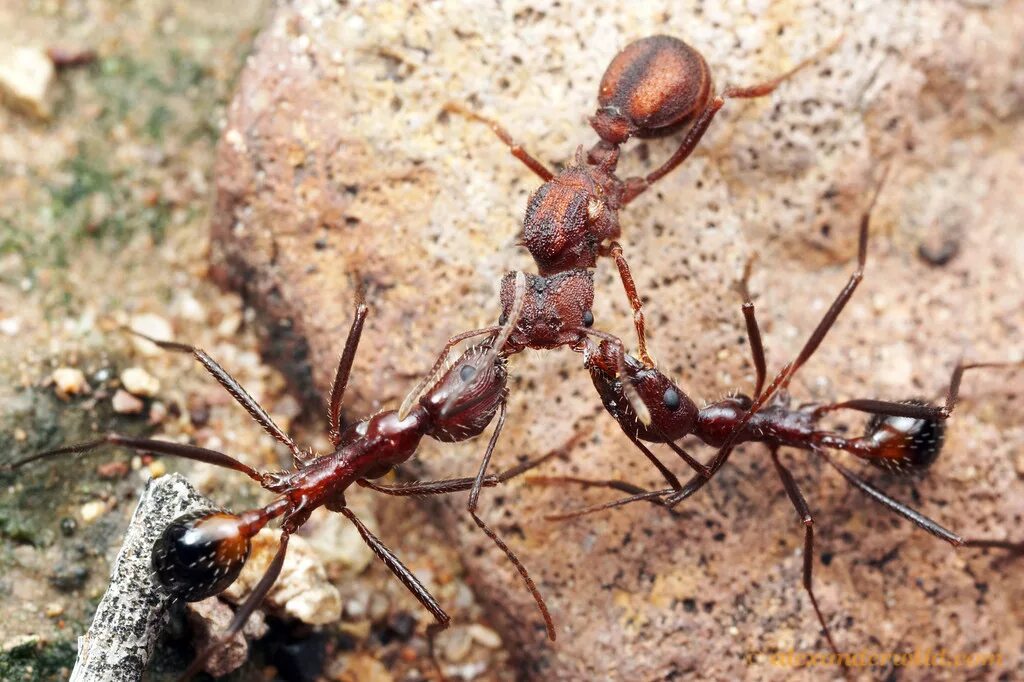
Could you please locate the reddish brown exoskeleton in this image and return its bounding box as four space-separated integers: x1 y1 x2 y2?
446 34 838 366
533 168 1024 656
6 287 559 680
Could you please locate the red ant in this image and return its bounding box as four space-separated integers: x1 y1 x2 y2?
445 34 837 368
5 284 559 680
532 168 1024 655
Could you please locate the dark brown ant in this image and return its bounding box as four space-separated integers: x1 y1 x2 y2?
5 286 559 680
446 34 838 367
533 168 1024 656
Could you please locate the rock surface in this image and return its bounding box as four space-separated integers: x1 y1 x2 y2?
212 1 1024 679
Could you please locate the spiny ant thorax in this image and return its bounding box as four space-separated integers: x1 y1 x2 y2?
863 399 946 474
522 163 621 274
152 510 251 602
499 270 595 352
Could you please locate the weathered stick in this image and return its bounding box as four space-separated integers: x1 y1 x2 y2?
70 473 212 682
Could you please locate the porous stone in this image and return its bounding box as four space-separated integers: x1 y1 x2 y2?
211 2 1024 679
0 45 54 119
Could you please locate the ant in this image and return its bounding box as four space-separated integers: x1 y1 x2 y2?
445 34 837 368
532 167 1024 655
5 284 558 680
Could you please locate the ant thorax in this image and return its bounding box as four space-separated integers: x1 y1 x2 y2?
499 269 595 351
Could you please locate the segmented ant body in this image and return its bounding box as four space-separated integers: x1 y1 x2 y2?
8 287 558 680
537 170 1024 655
448 34 834 366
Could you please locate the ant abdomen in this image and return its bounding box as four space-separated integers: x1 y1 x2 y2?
152 510 252 602
861 400 945 475
591 35 711 144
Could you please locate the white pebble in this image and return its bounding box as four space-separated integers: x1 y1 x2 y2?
52 367 89 398
0 46 54 119
468 624 502 649
80 500 107 523
112 388 144 414
120 367 160 396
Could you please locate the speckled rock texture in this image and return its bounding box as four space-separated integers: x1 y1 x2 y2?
69 474 211 682
211 1 1024 680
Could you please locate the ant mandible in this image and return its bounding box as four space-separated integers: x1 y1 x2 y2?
6 281 558 680
446 34 838 367
533 166 1024 655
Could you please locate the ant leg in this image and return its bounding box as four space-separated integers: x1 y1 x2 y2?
601 241 653 367
470 510 556 640
358 436 576 497
129 330 303 462
468 400 506 512
180 532 291 681
328 300 369 448
621 96 724 204
770 449 841 657
814 359 1024 421
622 35 843 205
441 102 554 181
529 475 678 516
339 507 451 626
737 256 767 397
626 433 683 490
819 451 1021 552
666 167 891 506
397 325 503 421
544 487 674 521
3 434 285 490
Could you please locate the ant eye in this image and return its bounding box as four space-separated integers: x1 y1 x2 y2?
582 310 594 327
498 312 508 326
663 387 681 411
460 365 477 381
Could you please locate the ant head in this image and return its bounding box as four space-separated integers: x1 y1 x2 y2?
421 344 508 442
500 270 595 351
629 368 699 441
592 35 712 142
522 169 620 273
864 400 945 475
152 510 251 602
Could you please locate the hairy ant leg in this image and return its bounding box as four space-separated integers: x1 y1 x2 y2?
601 240 654 367
813 360 1024 422
665 166 891 507
442 102 554 181
614 35 842 205
820 451 1023 553
328 300 369 448
770 448 841 658
129 330 304 463
737 256 767 397
3 433 287 491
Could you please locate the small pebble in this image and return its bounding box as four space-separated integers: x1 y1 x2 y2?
129 313 173 356
59 517 77 537
52 367 89 398
112 388 145 414
0 317 21 336
13 428 27 442
44 603 64 618
148 460 166 478
148 400 168 425
468 623 502 649
80 500 107 523
0 45 55 119
121 367 160 396
441 626 472 662
96 460 129 479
